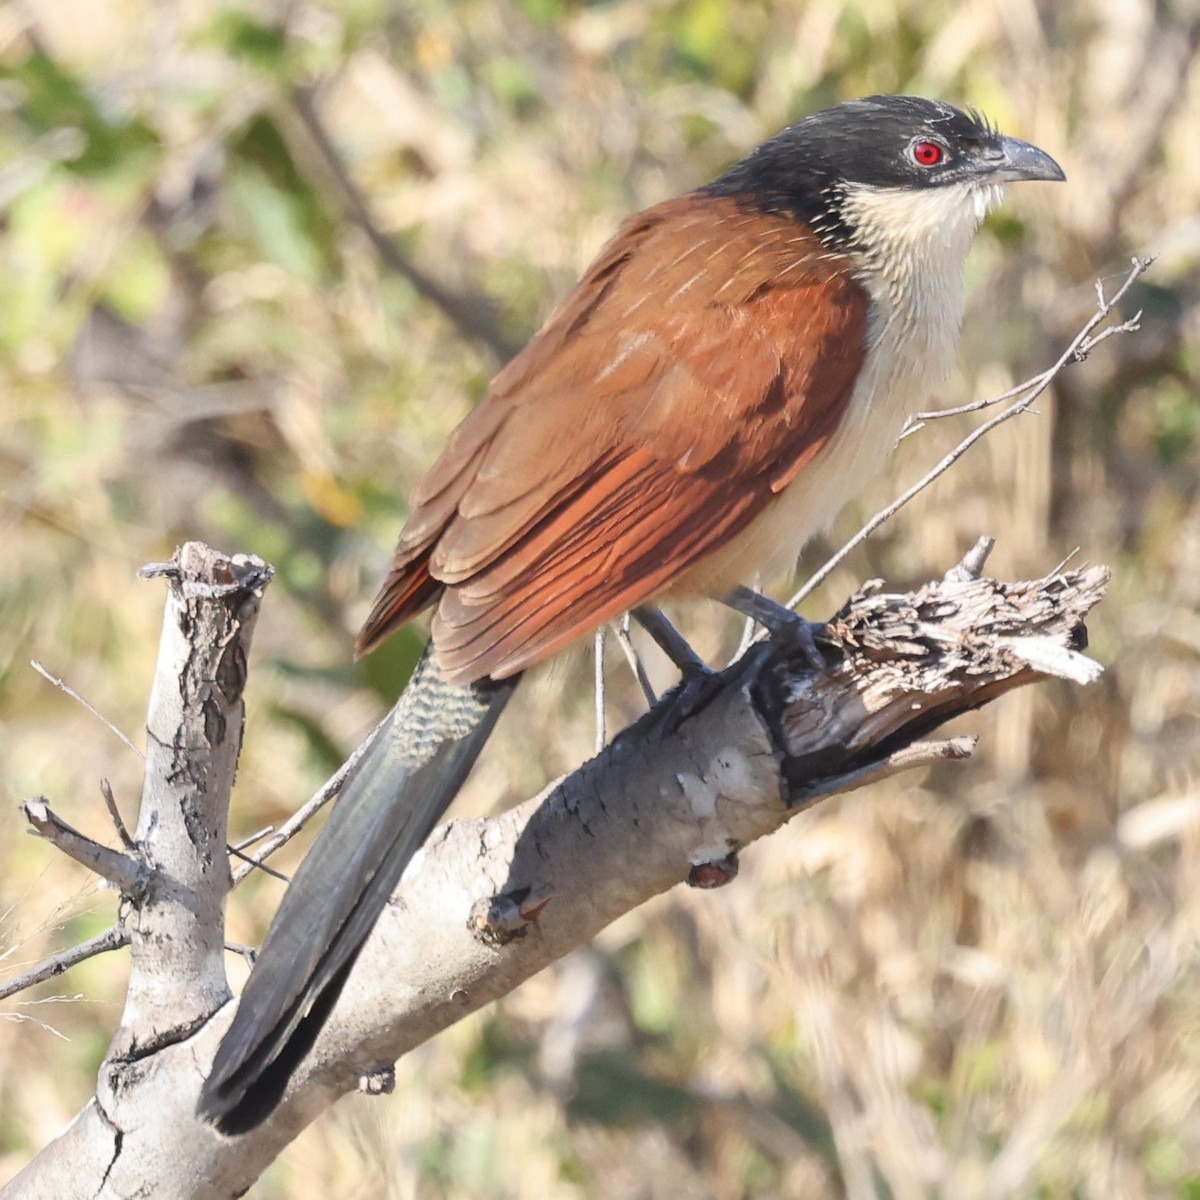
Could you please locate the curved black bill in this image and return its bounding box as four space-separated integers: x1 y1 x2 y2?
979 136 1066 184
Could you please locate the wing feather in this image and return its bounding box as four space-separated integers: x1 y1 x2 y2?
356 193 869 678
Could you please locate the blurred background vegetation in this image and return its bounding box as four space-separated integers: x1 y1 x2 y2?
2 0 1199 1196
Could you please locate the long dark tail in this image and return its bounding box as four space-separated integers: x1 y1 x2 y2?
197 647 519 1134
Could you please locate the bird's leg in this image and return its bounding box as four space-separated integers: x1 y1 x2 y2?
632 606 711 679
616 613 658 706
722 584 827 670
593 627 607 754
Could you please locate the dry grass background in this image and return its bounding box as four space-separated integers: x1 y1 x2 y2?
2 1 1199 1196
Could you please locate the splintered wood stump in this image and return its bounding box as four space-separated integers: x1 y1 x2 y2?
768 565 1106 802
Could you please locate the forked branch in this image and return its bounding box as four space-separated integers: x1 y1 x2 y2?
4 538 1108 1199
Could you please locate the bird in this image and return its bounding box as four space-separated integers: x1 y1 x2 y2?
198 94 1064 1133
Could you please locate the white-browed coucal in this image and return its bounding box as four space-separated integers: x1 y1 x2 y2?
199 94 1064 1132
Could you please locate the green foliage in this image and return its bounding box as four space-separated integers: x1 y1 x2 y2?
226 115 336 280
204 11 289 75
458 1016 534 1093
1154 381 1198 465
3 48 159 176
567 1052 699 1126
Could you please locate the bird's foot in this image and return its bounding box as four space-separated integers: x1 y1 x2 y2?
632 606 711 680
722 585 828 670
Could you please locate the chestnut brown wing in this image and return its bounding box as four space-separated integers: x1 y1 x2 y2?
357 194 868 682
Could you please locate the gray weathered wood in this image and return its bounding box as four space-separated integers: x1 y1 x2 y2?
3 546 1107 1200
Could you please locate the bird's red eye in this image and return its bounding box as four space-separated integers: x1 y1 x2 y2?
910 140 944 167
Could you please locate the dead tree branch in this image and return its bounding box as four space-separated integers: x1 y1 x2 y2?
3 539 1107 1198
0 927 130 1006
289 83 521 363
20 800 149 898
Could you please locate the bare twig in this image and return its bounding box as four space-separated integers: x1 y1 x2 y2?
795 736 979 804
899 369 1052 436
231 825 274 853
223 942 257 968
30 660 144 762
615 613 657 706
100 779 137 852
229 725 380 884
224 825 288 879
21 799 150 898
289 84 520 362
1045 546 1082 579
594 627 607 754
899 266 1147 438
226 844 290 884
784 257 1151 615
2 1012 74 1040
0 926 129 1004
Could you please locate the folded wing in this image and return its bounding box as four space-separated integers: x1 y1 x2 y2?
357 194 868 681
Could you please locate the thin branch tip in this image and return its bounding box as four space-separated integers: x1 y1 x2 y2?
29 660 144 761
21 798 151 899
136 559 179 581
0 925 129 1004
945 536 996 582
101 778 137 852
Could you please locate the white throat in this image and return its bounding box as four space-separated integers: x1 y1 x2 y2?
841 179 1004 369
831 179 1005 454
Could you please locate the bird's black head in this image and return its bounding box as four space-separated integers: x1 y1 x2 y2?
707 95 1064 250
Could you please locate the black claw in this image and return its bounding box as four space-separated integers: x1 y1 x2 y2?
783 617 829 671
721 585 828 670
633 606 710 677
